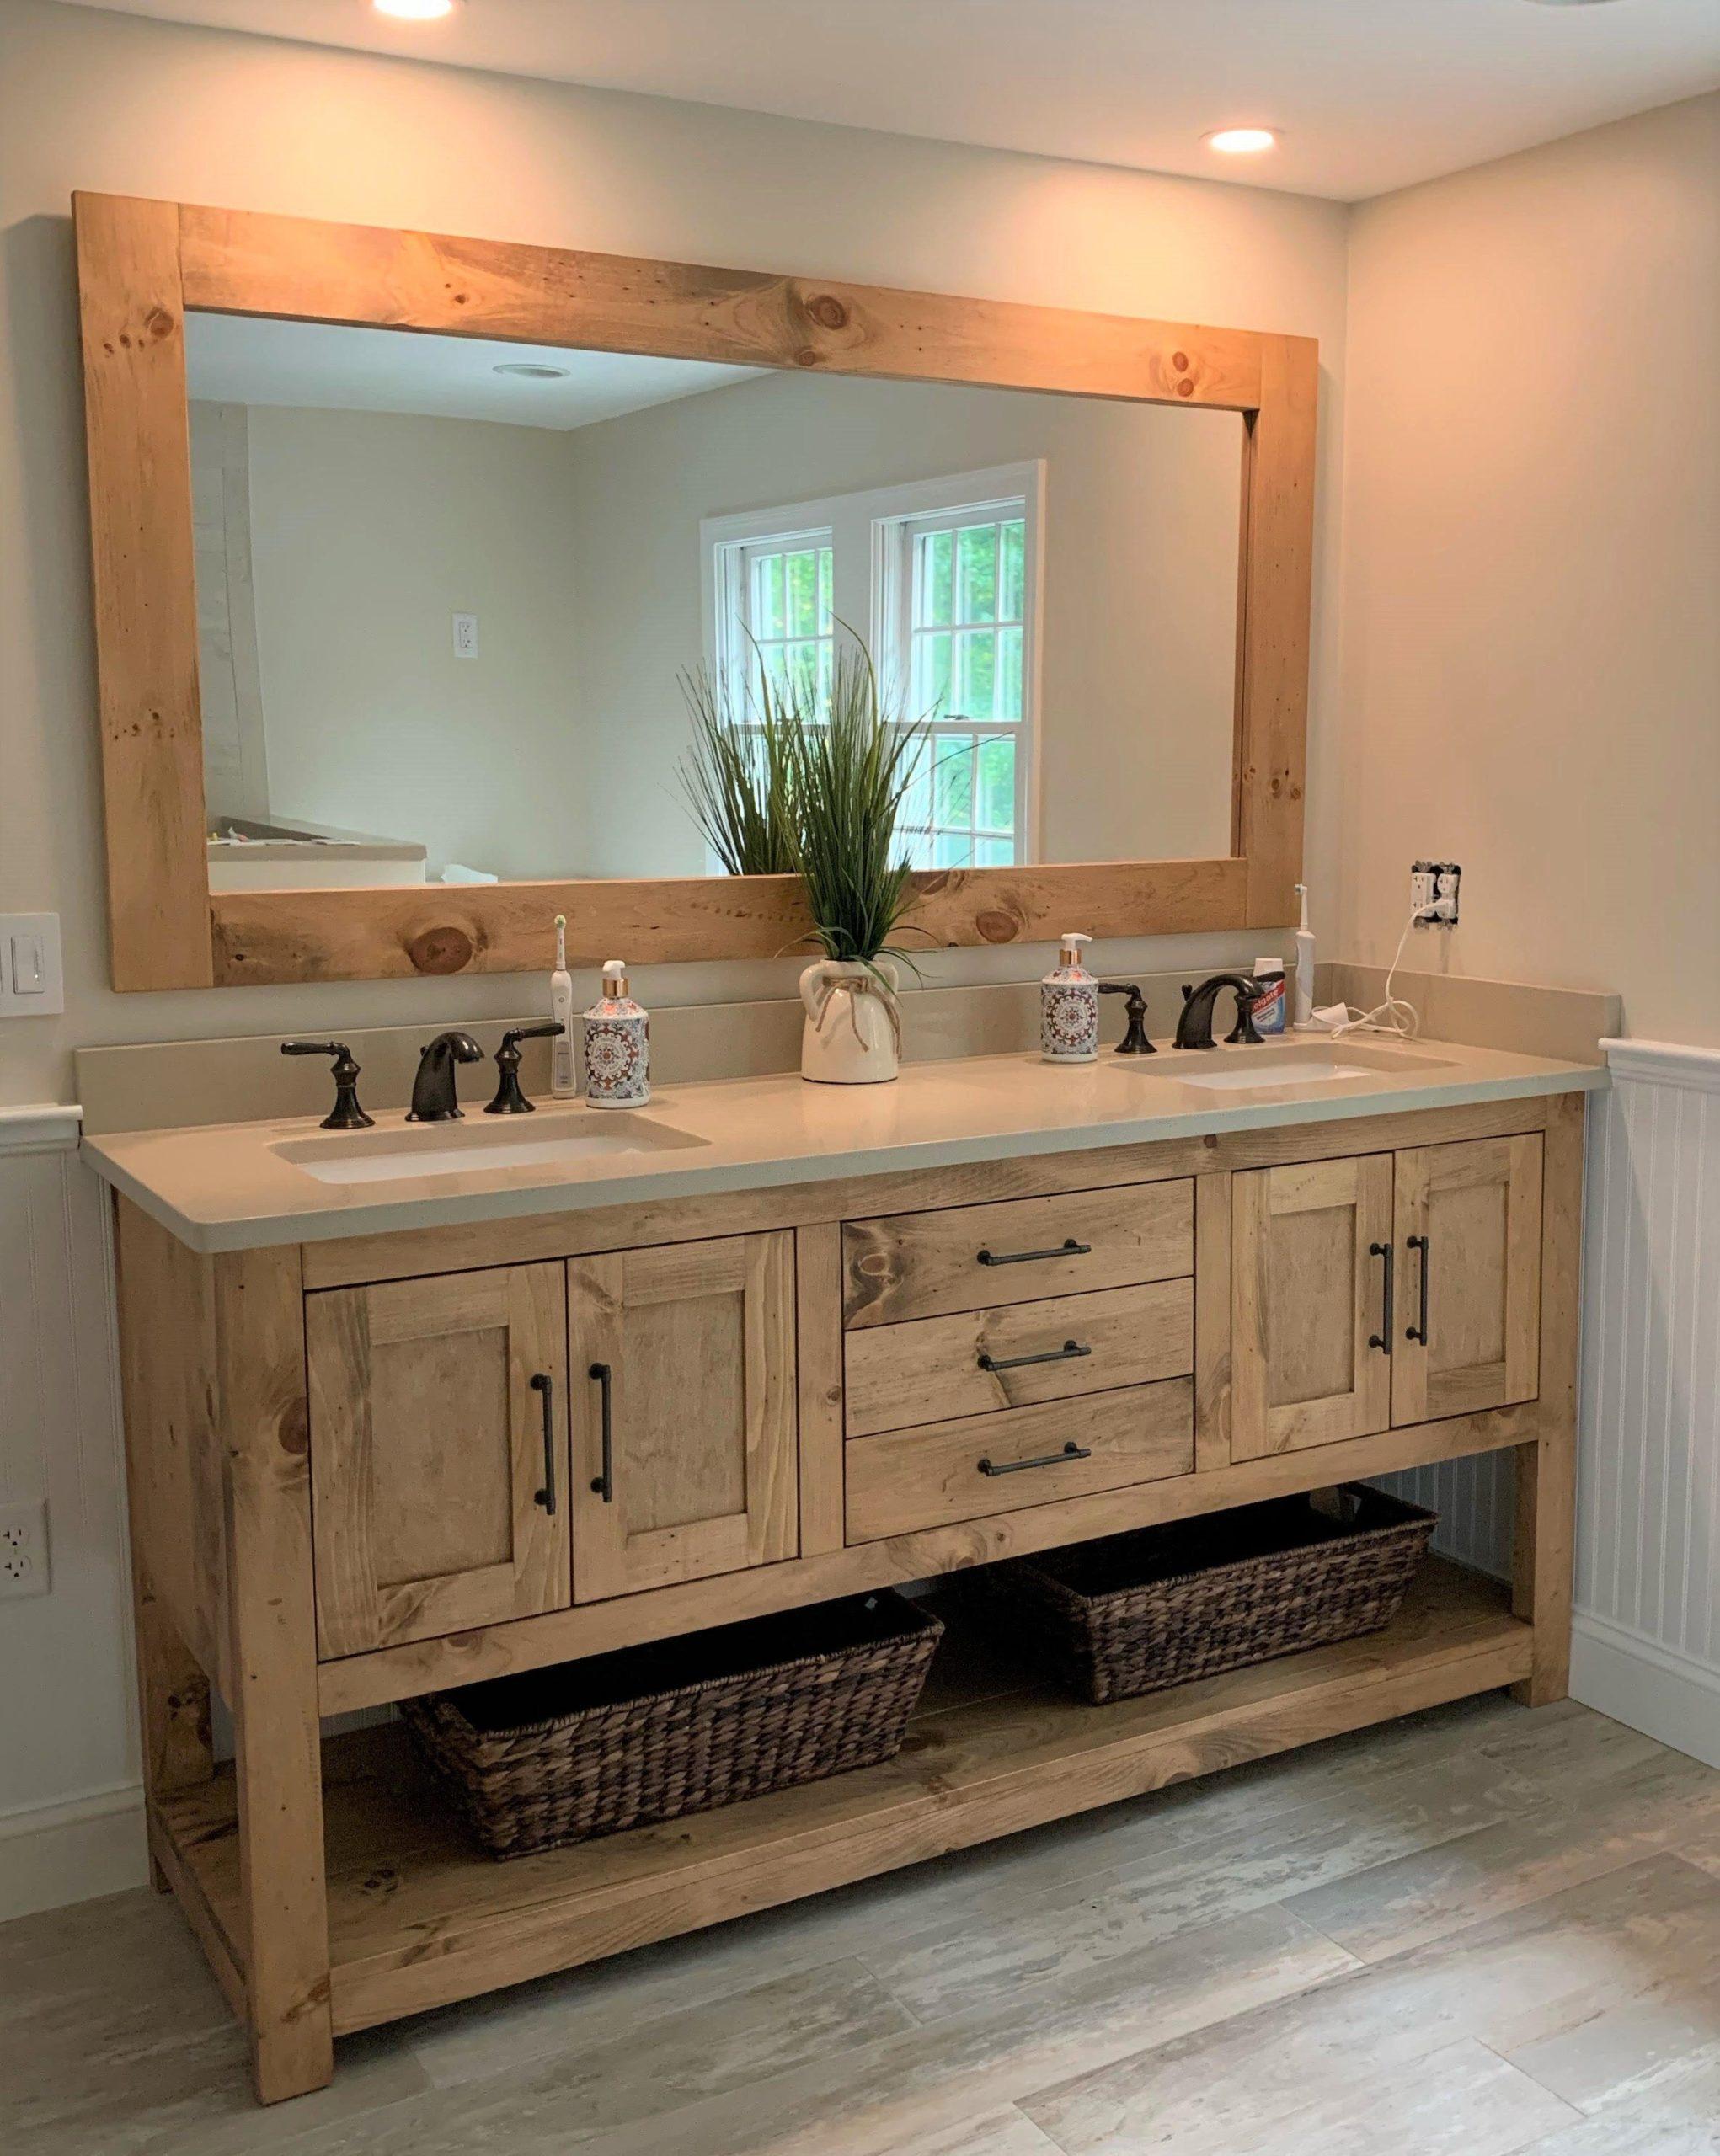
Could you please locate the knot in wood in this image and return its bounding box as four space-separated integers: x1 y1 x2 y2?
806 294 848 331
407 926 477 975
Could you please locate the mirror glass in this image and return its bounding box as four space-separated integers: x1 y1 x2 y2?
186 313 1244 894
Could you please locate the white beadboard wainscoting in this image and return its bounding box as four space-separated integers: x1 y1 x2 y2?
0 1108 143 1919
1571 1040 1720 1767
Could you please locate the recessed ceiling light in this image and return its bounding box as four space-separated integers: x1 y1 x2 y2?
1205 127 1279 156
493 362 570 380
373 0 456 22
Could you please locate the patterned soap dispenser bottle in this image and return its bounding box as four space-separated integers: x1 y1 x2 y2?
583 958 650 1108
1040 932 1100 1063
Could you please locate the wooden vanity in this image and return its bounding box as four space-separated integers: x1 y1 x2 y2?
99 1073 1585 2103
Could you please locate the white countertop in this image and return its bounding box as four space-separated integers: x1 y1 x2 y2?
79 1036 1607 1255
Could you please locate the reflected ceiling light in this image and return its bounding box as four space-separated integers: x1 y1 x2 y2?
493 361 570 379
373 0 457 21
1204 127 1279 155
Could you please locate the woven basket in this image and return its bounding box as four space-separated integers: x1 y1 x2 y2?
979 1486 1436 1705
402 1589 943 1860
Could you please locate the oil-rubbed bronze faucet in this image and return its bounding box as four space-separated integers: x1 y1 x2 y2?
1172 975 1265 1051
408 1031 484 1122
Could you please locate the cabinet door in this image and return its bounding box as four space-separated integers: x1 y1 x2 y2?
307 1263 570 1657
569 1231 798 1601
1231 1155 1394 1460
1392 1134 1542 1425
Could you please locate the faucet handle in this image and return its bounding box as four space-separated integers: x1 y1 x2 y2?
1098 982 1155 1054
1225 990 1265 1046
280 1040 374 1131
485 1023 565 1116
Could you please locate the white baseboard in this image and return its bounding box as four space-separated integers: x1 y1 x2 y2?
0 1782 149 1923
1571 1612 1720 1772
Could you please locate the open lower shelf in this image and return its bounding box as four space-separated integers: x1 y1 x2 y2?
159 1558 1531 2037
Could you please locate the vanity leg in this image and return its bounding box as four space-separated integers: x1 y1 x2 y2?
216 1245 334 2104
1512 1091 1584 1706
133 1572 214 1890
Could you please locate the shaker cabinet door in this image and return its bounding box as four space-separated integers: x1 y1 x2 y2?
1391 1135 1542 1425
569 1231 799 1601
1230 1154 1395 1460
307 1263 570 1657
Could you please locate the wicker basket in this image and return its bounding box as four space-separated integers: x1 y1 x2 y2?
979 1486 1437 1705
402 1590 943 1860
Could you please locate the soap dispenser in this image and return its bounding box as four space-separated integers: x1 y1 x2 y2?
1041 932 1100 1063
583 959 650 1108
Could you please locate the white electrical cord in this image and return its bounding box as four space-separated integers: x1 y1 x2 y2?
1317 902 1440 1040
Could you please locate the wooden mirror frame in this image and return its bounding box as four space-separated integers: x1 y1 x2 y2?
74 192 1317 992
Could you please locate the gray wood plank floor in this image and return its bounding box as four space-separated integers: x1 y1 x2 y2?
5 1694 1718 2155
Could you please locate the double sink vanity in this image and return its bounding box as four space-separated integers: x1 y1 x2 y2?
86 1030 1599 2101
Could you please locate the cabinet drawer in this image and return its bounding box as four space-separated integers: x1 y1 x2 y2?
845 1279 1193 1437
845 1380 1194 1542
843 1181 1194 1330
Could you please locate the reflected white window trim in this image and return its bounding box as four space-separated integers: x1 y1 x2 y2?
700 461 1044 868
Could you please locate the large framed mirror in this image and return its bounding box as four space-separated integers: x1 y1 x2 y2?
74 195 1316 990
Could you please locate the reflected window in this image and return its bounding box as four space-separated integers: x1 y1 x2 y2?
705 462 1039 868
718 531 835 715
889 502 1028 871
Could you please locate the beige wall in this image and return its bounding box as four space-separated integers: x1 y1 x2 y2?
564 369 1242 875
1335 92 1720 1047
0 0 1347 1103
236 403 584 879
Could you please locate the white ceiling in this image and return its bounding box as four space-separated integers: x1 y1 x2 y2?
184 313 765 428
61 0 1720 201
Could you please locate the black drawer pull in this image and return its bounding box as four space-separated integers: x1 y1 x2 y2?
977 1440 1092 1476
976 1237 1092 1267
977 1339 1092 1374
1406 1234 1431 1344
589 1361 614 1502
1367 1241 1394 1353
531 1372 556 1513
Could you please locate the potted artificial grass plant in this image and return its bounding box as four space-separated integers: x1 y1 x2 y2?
677 632 930 1084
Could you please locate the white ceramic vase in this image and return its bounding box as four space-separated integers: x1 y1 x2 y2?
799 959 900 1084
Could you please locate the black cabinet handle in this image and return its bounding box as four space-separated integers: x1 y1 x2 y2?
1406 1234 1431 1344
589 1361 614 1502
977 1339 1092 1374
1367 1241 1394 1353
531 1373 556 1513
976 1237 1092 1267
977 1440 1092 1476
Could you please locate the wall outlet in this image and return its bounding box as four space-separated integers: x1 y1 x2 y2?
1411 861 1461 928
0 1498 50 1599
452 611 479 659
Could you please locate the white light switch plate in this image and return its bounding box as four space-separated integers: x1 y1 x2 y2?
0 914 63 1016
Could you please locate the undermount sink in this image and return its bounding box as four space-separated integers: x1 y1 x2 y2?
1145 1043 1456 1092
275 1111 708 1186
